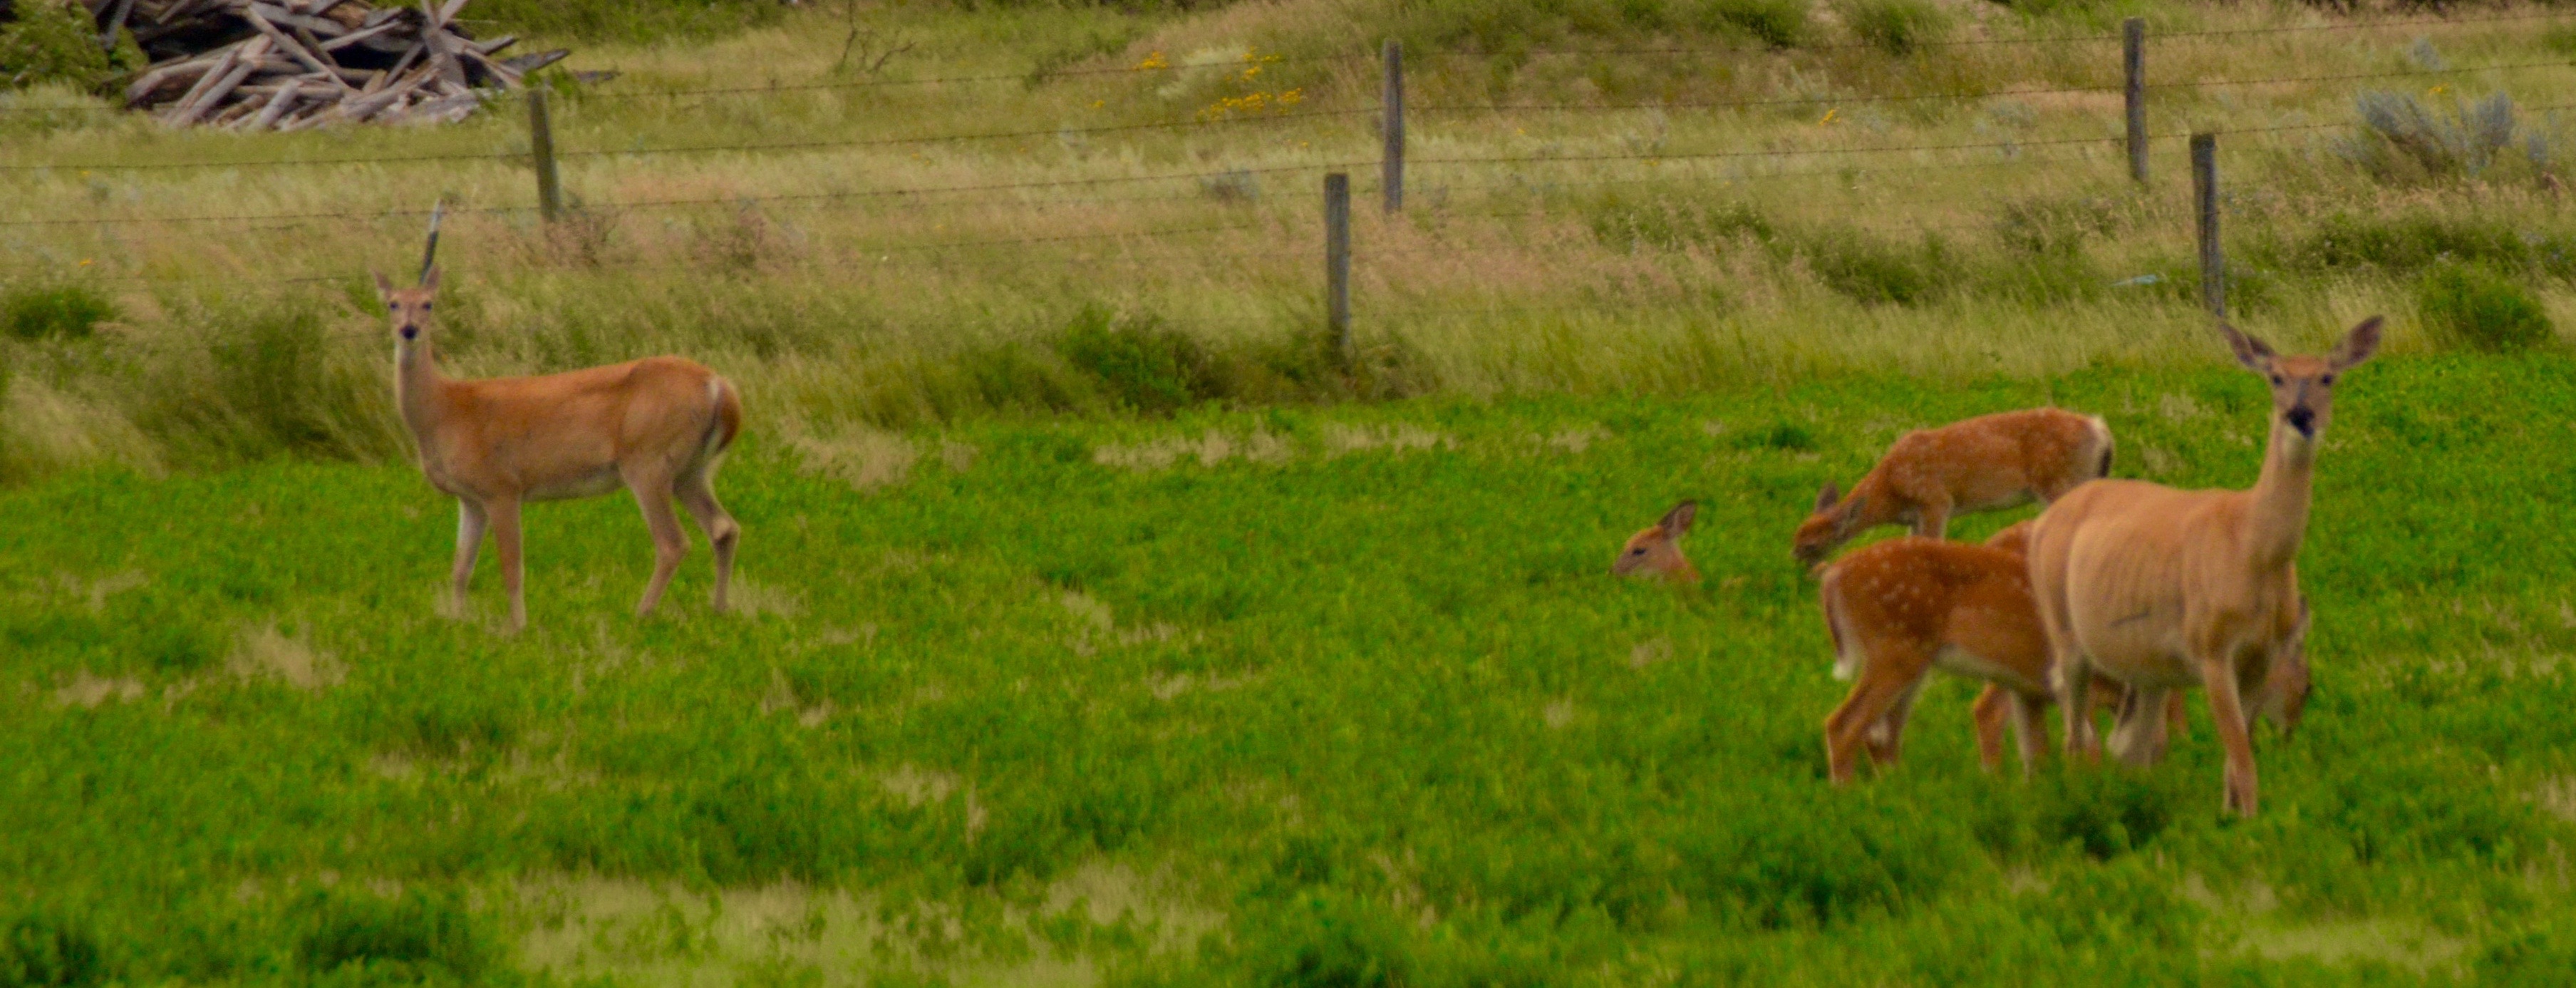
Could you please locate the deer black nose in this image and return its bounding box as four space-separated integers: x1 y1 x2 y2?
400 325 419 340
2285 407 2314 436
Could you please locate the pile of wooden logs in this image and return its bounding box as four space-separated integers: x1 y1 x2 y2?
96 0 568 129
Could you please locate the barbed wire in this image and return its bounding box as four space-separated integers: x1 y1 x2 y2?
10 100 2500 232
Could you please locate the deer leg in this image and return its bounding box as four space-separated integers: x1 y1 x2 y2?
490 497 525 632
2030 548 2095 761
2007 690 2051 779
1972 684 2012 773
2198 654 2261 817
2106 685 2173 767
677 465 739 614
1868 680 1925 767
627 472 689 618
1824 654 1924 785
1910 500 1952 540
449 498 487 616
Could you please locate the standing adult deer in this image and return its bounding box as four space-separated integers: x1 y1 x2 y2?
380 265 743 629
2029 318 2379 816
1794 408 2113 570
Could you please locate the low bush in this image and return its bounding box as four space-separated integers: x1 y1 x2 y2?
2418 263 2555 353
1 283 113 341
1691 0 1813 48
1801 227 1945 307
294 889 493 984
1057 307 1221 416
1838 0 1947 55
2268 213 2576 280
1 910 106 988
0 0 135 91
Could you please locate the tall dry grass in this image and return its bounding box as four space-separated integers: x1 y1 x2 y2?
4 0 2575 483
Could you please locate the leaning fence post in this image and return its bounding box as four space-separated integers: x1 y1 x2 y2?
1382 40 1405 214
1325 173 1352 366
2124 18 2147 186
2193 132 2223 319
529 88 563 223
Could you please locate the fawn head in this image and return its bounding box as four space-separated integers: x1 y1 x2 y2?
1613 500 1699 582
374 266 442 346
1792 483 1868 571
2223 317 2380 448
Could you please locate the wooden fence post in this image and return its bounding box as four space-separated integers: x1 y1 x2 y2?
2124 17 2147 186
2193 132 2223 319
529 88 562 222
1325 173 1352 365
1382 40 1405 214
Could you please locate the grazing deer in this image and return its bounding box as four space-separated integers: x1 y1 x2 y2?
2029 318 2379 816
1612 501 1699 584
1816 520 2200 783
1794 408 2113 570
379 265 743 629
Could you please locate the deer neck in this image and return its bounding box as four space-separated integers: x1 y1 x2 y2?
2243 418 2317 570
395 336 450 441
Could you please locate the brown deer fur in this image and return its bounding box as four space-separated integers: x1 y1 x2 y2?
1794 408 2113 570
1613 501 1700 584
2028 317 2378 816
380 267 743 630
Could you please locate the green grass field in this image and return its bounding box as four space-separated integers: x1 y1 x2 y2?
8 354 2576 984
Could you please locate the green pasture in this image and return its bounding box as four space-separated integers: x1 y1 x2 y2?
6 354 2576 985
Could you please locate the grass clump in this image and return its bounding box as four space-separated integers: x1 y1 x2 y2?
1691 0 1813 48
2417 262 2555 353
294 890 494 985
1 910 106 988
1838 0 1948 55
1 283 113 341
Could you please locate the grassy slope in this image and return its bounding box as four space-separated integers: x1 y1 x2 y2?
6 354 2576 984
8 1 2576 481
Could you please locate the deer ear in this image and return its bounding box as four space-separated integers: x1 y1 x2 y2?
1660 500 1698 535
373 270 395 300
1832 495 1869 537
420 265 442 292
1814 482 1840 514
2220 322 2274 371
2330 316 2382 371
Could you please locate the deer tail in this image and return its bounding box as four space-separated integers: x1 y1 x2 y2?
1819 567 1860 681
705 375 743 457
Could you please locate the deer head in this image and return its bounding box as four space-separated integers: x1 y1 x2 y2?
2222 317 2381 451
374 266 441 346
1613 500 1699 582
1793 483 1868 570
376 199 447 349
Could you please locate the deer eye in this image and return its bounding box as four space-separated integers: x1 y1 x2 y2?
1630 547 1646 556
2319 374 2336 386
421 302 433 312
2269 374 2285 386
387 302 398 312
